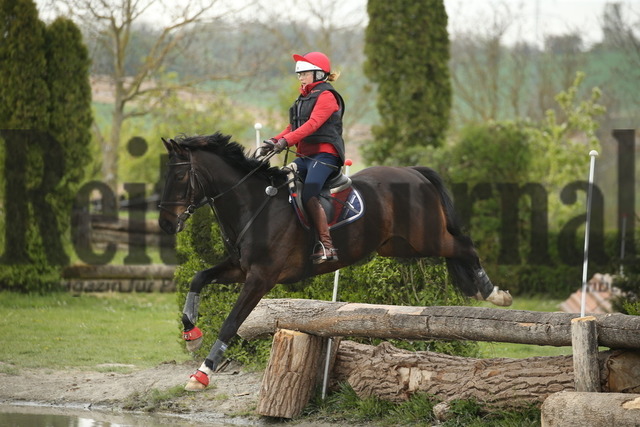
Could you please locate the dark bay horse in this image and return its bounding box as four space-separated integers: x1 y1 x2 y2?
158 132 512 391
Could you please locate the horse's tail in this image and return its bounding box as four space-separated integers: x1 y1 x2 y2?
410 166 464 236
411 166 479 297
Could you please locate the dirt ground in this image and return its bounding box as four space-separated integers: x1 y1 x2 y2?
0 359 276 425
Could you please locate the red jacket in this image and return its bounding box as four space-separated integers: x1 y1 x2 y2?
274 81 340 157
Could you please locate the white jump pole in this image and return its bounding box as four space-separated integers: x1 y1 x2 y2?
254 122 262 149
580 150 599 318
321 158 353 399
620 214 627 277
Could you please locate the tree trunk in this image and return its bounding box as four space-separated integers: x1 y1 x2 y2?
238 299 640 350
541 392 640 427
331 341 640 409
256 329 324 418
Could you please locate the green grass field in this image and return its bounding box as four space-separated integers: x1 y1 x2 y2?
0 292 190 371
0 291 570 372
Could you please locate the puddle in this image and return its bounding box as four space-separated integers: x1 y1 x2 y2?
0 402 257 426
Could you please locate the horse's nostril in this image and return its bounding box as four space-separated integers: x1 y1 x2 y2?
159 218 176 234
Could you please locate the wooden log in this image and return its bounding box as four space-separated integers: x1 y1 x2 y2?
332 340 573 408
62 264 175 279
541 392 640 427
90 214 163 233
331 341 640 409
238 299 640 350
571 316 601 392
256 329 324 418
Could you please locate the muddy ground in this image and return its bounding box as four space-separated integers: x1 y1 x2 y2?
0 360 299 425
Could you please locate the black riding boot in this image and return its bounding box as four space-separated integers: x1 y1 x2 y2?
305 197 338 264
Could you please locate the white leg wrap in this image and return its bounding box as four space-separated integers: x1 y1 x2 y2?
198 362 214 377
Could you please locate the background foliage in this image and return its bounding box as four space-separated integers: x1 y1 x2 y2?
364 0 451 166
0 0 92 291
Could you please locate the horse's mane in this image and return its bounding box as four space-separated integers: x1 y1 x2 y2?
173 132 287 180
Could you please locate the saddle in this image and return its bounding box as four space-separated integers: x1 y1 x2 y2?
285 163 364 230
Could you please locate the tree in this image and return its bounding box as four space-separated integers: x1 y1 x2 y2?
0 0 54 290
52 0 254 195
0 0 49 129
0 0 91 291
363 0 451 166
45 16 93 204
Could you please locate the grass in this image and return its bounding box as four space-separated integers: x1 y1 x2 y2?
302 383 541 426
0 291 572 371
0 291 190 370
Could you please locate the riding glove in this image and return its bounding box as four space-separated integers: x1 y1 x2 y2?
259 138 278 156
273 138 288 153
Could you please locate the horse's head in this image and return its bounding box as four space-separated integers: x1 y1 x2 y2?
158 137 203 234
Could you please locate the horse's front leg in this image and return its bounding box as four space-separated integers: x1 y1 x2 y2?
181 258 245 352
185 270 275 391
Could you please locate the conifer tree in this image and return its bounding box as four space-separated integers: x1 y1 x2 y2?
0 1 92 291
364 0 451 166
45 17 93 208
0 0 49 128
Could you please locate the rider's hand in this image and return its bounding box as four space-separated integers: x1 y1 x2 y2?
273 138 288 153
259 138 277 156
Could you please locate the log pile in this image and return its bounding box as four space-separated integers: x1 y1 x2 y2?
239 299 640 417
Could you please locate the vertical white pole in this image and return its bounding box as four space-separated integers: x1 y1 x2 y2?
321 159 353 399
254 123 262 149
620 214 627 277
580 150 599 318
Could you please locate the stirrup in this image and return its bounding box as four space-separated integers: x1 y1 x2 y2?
311 242 338 264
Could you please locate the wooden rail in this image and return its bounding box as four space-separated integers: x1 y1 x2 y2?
238 298 640 349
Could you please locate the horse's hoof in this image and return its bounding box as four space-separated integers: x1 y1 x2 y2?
184 378 207 391
185 336 203 353
183 327 203 352
486 287 513 307
185 370 209 391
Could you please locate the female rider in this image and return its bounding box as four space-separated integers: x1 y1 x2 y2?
261 51 345 264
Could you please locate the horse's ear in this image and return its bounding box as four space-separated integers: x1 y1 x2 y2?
161 137 172 153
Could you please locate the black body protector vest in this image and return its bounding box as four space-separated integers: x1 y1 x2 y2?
289 82 346 163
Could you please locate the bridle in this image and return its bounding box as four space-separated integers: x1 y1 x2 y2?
158 149 209 230
158 146 288 251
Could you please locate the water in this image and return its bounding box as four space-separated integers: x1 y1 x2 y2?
0 403 250 426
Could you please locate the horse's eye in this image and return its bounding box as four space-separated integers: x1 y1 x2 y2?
175 171 187 180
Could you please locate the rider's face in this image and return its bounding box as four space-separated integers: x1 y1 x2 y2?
296 71 314 85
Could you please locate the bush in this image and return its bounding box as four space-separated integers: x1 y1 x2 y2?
611 244 640 314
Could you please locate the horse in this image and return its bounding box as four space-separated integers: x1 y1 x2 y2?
158 132 512 391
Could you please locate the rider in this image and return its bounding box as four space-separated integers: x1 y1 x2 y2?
261 51 345 264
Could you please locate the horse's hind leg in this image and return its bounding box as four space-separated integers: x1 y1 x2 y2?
445 234 512 307
181 258 245 352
